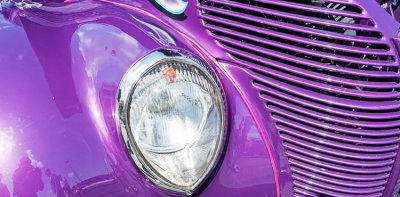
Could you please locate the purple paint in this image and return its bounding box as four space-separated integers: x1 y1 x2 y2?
0 0 399 196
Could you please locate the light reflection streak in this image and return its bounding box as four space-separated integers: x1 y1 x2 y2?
0 130 14 165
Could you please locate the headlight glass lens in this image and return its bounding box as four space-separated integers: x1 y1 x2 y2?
153 0 188 14
119 50 225 194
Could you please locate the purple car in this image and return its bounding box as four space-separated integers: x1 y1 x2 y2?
1 0 400 196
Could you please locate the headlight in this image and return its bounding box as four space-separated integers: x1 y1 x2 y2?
153 0 188 15
118 49 225 195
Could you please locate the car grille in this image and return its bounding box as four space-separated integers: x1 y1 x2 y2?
198 0 400 196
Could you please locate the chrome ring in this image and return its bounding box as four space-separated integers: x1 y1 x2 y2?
117 49 226 195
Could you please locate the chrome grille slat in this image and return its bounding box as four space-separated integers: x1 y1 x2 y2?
281 134 396 160
203 0 377 32
252 73 400 111
223 44 400 78
294 186 320 197
289 159 389 181
252 0 367 19
294 180 382 197
290 166 387 188
287 151 392 175
257 84 400 121
272 109 399 141
273 115 400 144
285 143 395 168
203 22 391 56
198 4 386 43
278 124 399 152
292 173 384 194
269 99 400 128
227 50 400 89
213 34 397 70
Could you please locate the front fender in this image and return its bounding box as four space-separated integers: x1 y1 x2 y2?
0 1 277 196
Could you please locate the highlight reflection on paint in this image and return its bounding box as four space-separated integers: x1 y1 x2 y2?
0 131 14 165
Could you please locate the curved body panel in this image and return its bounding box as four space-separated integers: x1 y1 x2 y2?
1 0 400 196
0 1 277 196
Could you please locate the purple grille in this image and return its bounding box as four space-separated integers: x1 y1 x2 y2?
198 0 400 196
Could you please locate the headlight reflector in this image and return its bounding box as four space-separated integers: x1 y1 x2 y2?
118 49 225 194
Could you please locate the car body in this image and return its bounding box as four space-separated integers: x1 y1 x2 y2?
0 0 399 196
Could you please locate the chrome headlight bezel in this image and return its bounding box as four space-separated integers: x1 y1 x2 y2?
117 49 226 195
